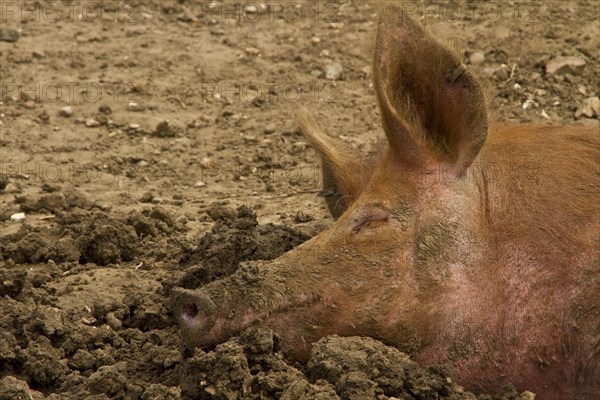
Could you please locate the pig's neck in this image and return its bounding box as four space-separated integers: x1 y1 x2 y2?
411 147 598 396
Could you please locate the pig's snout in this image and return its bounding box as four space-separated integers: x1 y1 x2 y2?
170 287 217 331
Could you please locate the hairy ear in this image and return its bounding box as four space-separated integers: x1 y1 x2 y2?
373 4 488 175
297 108 363 219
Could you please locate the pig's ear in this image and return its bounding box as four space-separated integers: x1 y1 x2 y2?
373 5 487 175
297 108 363 219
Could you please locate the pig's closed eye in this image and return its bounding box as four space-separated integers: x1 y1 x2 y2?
352 213 389 234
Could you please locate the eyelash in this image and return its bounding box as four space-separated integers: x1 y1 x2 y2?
352 215 389 234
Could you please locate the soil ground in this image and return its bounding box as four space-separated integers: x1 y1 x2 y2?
1 0 598 399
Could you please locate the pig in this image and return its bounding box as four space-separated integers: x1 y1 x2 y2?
171 5 599 399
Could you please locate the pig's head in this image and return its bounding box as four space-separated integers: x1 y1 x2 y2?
172 6 490 361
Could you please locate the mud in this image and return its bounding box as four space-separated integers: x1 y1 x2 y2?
1 0 598 399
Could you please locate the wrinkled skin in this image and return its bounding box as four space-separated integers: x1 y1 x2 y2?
172 6 599 400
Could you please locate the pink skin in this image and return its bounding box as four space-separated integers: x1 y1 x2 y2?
171 5 599 400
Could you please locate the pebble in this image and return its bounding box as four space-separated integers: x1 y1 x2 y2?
194 181 206 187
325 62 343 80
245 47 260 56
320 49 330 57
85 118 100 128
10 212 26 222
59 106 73 118
99 105 112 114
484 65 509 80
4 183 19 193
245 5 258 13
468 51 485 65
311 36 321 44
154 120 178 138
292 141 307 153
310 69 324 78
127 102 146 112
545 56 586 76
32 50 46 58
0 28 21 42
264 123 276 134
575 96 600 119
200 157 212 169
137 160 149 167
82 316 97 325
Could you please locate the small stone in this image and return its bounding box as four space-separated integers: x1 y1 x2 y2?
194 181 206 187
127 102 146 112
245 5 257 13
320 49 330 57
154 120 177 138
311 36 321 44
85 118 100 128
32 50 46 58
291 141 307 153
264 123 276 134
140 192 156 203
200 157 212 169
38 110 50 122
577 85 587 95
137 160 149 167
4 183 19 193
492 64 509 80
245 47 260 56
575 96 600 119
545 56 586 76
325 62 343 80
310 69 323 78
129 123 140 130
59 106 73 118
10 212 26 222
99 105 112 114
0 28 21 42
468 51 485 65
82 316 97 325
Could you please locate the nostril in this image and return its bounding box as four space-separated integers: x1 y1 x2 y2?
170 288 217 330
182 302 199 322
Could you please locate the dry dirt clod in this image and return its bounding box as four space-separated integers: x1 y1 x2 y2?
85 118 100 128
575 96 600 119
544 56 586 76
264 123 276 134
0 27 21 42
468 51 485 65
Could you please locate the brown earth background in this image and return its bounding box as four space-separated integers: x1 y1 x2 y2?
0 0 599 399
